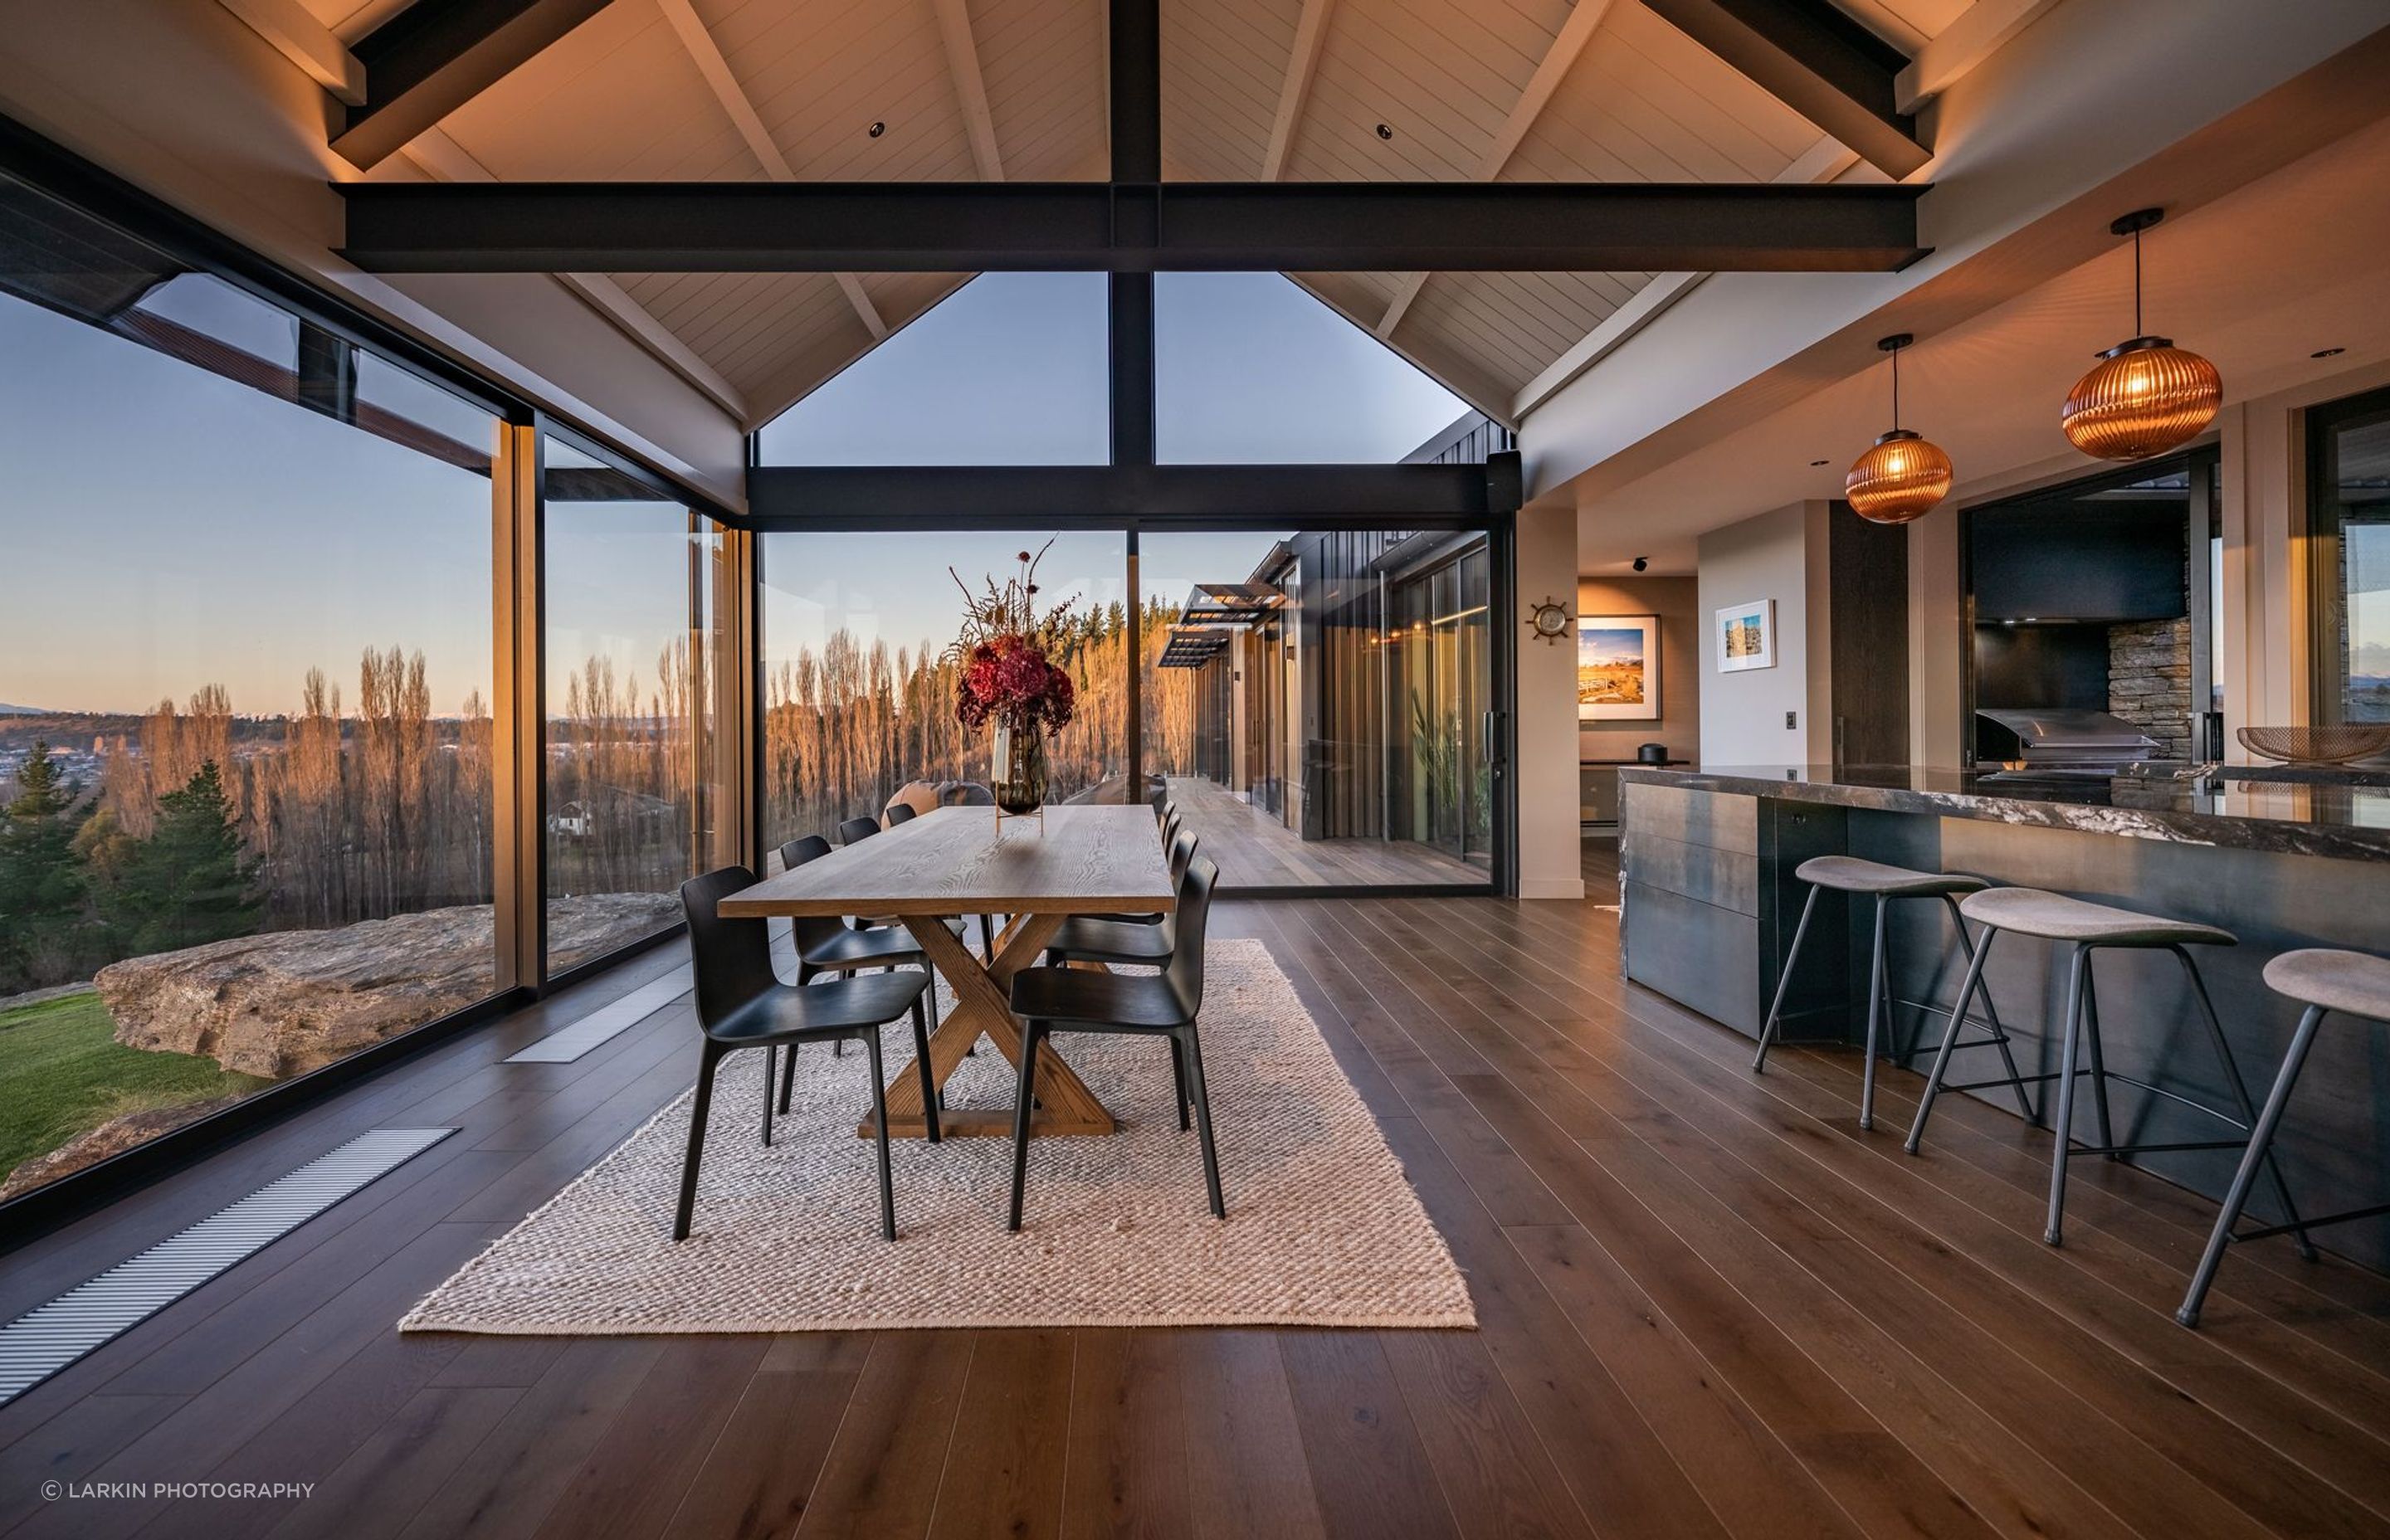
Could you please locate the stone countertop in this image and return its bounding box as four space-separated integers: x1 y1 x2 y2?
1617 763 2390 863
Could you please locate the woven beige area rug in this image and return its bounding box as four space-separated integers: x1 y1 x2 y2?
401 939 1475 1333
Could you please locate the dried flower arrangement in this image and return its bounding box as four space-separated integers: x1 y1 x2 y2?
947 539 1079 738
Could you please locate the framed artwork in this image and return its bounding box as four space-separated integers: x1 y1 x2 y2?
1714 600 1777 673
1578 614 1660 720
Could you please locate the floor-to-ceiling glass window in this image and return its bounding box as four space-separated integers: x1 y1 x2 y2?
2310 386 2390 724
758 530 1130 851
541 438 729 968
0 173 502 1199
1389 539 1495 870
1139 527 1494 888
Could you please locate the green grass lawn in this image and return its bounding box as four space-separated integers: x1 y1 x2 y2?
0 991 272 1187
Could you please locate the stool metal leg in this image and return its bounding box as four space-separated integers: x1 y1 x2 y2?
2171 947 2319 1260
1752 884 1821 1074
1905 925 1997 1154
1938 895 2035 1123
2046 943 2093 1245
2080 962 2118 1161
1861 894 1889 1131
2178 1005 2327 1327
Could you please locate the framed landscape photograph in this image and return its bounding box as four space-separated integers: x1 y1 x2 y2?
1578 614 1660 720
1715 599 1776 673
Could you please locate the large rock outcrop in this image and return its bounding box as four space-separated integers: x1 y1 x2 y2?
96 893 679 1079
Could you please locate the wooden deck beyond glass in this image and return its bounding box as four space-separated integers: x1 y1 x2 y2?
0 846 2386 1538
1162 774 1487 889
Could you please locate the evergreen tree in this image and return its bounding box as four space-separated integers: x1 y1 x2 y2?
0 740 90 988
97 761 263 955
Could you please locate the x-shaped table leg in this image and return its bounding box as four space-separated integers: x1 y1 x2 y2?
858 911 1118 1138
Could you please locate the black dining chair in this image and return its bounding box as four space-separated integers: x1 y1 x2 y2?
1006 856 1225 1229
674 866 939 1243
1051 830 1200 956
777 832 942 1083
885 802 918 826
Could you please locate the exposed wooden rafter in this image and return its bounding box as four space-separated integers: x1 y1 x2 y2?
400 128 751 422
331 0 614 171
930 0 1006 181
1261 0 1336 180
1638 0 1929 178
1896 0 2063 111
215 0 365 103
653 0 885 342
1375 0 1617 341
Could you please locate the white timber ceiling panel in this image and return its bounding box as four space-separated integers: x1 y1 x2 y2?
974 0 1109 179
1161 0 1306 182
700 0 981 181
1285 0 1576 183
439 1 756 180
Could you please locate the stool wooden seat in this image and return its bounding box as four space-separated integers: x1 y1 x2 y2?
2177 948 2390 1326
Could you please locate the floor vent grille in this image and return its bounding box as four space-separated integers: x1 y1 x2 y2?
505 970 690 1064
0 1126 455 1405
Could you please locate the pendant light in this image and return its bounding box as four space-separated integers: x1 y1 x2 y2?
2061 208 2222 461
1845 333 1953 524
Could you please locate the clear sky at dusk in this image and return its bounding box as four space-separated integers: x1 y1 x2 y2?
3 269 1464 717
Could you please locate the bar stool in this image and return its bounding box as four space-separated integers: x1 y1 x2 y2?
1753 855 2028 1132
1908 887 2315 1252
2177 948 2390 1327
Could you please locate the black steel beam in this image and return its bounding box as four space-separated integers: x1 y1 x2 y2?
744 460 1518 525
336 180 1926 273
333 0 614 171
1110 0 1160 185
1110 274 1155 465
1639 0 1927 178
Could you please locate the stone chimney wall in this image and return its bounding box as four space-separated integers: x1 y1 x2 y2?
2109 617 2192 759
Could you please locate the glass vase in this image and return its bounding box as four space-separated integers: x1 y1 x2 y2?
991 720 1049 816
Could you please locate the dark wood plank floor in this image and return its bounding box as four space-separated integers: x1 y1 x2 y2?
3 845 2388 1539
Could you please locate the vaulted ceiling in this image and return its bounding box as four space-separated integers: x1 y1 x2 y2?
298 0 1991 435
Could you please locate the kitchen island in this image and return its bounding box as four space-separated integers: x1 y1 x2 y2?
1616 763 2390 1267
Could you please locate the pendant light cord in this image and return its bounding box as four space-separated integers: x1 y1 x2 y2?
2132 223 2144 336
1890 342 1901 431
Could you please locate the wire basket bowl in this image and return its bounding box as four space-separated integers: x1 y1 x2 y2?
2236 725 2390 765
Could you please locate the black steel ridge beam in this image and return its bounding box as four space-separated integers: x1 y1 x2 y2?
336 181 1927 274
744 459 1521 525
333 0 614 172
1639 0 1928 178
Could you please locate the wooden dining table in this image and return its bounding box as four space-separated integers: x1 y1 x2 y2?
717 802 1174 1139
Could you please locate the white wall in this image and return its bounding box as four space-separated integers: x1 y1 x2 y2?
1517 505 1584 899
1695 502 1830 766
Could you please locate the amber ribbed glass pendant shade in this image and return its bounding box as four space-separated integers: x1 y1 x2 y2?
1846 428 1954 524
2062 209 2222 462
1846 333 1953 524
2061 335 2222 461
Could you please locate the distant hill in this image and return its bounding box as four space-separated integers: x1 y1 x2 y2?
0 703 54 716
